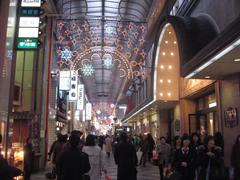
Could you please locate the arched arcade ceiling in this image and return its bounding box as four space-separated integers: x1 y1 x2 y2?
55 0 167 118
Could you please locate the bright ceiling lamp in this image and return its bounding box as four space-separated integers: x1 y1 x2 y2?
81 64 94 76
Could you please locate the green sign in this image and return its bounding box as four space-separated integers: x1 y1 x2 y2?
17 38 38 49
21 8 42 16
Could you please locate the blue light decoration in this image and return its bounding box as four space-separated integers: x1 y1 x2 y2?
61 49 72 61
103 57 112 68
81 64 94 76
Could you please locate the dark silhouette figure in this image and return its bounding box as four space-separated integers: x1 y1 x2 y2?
57 134 90 180
24 138 34 180
231 134 240 180
114 132 138 180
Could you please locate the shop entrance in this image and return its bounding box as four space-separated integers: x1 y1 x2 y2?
189 111 217 137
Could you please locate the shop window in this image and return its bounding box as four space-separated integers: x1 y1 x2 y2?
197 93 216 111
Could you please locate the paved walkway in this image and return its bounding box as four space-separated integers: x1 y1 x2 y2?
32 152 160 180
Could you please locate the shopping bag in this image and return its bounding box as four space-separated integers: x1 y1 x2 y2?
106 175 111 180
136 149 143 163
152 150 158 166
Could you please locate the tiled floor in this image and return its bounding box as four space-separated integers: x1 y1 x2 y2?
31 152 160 180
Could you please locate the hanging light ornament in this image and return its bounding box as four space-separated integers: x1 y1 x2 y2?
103 57 112 68
61 49 72 61
81 64 94 76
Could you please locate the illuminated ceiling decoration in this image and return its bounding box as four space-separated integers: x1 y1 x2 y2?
61 48 73 61
81 63 94 76
56 19 148 79
92 102 116 121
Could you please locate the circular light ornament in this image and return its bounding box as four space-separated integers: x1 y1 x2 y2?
81 64 94 76
96 110 101 114
61 49 72 61
105 26 114 34
110 104 115 108
104 57 112 67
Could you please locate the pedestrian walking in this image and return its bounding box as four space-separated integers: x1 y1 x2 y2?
147 133 155 162
156 136 171 180
139 134 148 167
105 135 112 158
82 134 104 180
230 134 240 180
114 132 138 180
198 136 225 180
173 136 196 180
57 134 90 180
24 137 34 180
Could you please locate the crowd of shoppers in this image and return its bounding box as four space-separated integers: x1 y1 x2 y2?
128 132 240 180
0 130 236 180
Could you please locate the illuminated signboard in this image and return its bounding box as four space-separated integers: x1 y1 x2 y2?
21 0 41 7
82 110 86 122
18 27 39 38
19 17 40 27
59 71 71 90
69 71 78 101
17 38 38 49
86 103 92 120
77 84 84 110
21 8 42 16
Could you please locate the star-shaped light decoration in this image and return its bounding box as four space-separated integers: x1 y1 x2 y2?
81 64 94 76
61 49 72 61
103 57 113 68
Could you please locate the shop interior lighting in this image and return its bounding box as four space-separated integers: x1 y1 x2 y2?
162 52 166 55
205 76 211 79
170 52 174 56
165 41 168 44
160 93 163 96
173 41 177 44
159 79 163 83
160 65 164 69
209 102 217 108
169 31 172 34
167 92 171 96
186 38 240 78
167 79 171 83
168 65 172 69
234 58 240 62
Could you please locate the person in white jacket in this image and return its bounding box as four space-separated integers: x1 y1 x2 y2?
82 134 104 180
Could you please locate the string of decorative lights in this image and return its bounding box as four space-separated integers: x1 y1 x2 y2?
56 19 148 79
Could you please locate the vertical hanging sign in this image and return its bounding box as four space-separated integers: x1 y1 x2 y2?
77 84 84 110
68 71 78 101
86 103 92 120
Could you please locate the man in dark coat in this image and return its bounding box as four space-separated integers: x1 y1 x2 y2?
57 134 90 180
24 138 34 180
114 132 138 180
